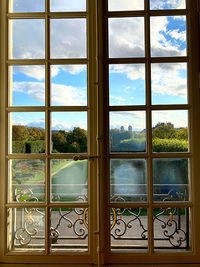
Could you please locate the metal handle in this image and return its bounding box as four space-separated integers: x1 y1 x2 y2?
73 155 100 161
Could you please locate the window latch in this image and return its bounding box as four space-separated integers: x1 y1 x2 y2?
73 155 100 161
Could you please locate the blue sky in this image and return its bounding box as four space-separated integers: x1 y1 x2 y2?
9 0 187 132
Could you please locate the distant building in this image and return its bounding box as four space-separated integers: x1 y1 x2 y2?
128 125 132 132
120 126 125 131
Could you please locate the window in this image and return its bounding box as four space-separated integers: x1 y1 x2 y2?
0 0 200 266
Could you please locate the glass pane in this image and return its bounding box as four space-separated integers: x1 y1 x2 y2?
110 159 147 202
50 208 88 252
51 65 87 106
110 111 146 152
109 64 145 106
108 0 144 11
153 158 189 202
50 19 86 59
7 208 45 251
51 112 87 153
150 16 186 57
9 65 45 106
152 110 188 152
9 0 45 13
111 208 148 251
151 63 187 105
10 112 45 154
150 0 186 10
154 207 190 250
109 17 145 58
50 0 86 12
9 19 45 59
9 159 45 203
51 159 88 202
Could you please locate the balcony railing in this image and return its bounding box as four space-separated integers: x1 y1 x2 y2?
9 184 190 251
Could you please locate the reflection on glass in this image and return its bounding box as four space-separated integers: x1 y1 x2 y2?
152 110 188 152
9 0 45 12
109 64 145 106
50 19 86 59
153 158 189 202
50 0 86 12
7 208 45 251
51 65 87 106
151 63 187 105
150 16 186 57
51 112 87 153
108 0 144 11
111 208 148 251
9 19 45 59
110 159 147 202
109 17 145 58
110 111 146 152
50 208 88 252
51 159 88 202
11 112 45 154
150 0 185 10
9 65 45 106
9 160 45 203
154 207 190 250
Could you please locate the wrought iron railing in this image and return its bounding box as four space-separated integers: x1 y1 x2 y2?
9 184 190 251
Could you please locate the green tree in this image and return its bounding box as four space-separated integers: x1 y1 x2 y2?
12 125 29 141
52 131 68 153
176 128 188 140
152 124 176 139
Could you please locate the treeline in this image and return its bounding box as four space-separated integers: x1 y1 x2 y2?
12 123 188 153
152 123 188 152
12 125 87 153
110 123 188 152
52 127 87 153
12 125 45 153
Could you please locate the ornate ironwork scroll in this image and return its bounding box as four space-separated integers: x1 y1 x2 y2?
111 208 148 243
153 207 189 248
50 208 88 248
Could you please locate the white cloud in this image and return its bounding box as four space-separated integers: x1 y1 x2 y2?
51 19 86 59
167 29 186 42
150 16 186 57
13 81 86 106
151 63 187 98
51 118 87 131
109 17 145 58
51 83 86 106
13 82 45 102
12 0 45 12
12 0 86 12
50 65 86 78
60 65 86 75
13 66 45 81
108 0 144 11
11 19 45 59
110 64 145 81
50 0 86 12
109 15 186 59
150 0 185 10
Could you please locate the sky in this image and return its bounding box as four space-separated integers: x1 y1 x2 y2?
9 0 187 132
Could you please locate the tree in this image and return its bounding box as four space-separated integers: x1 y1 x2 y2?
52 131 68 153
152 124 176 139
12 125 29 141
176 128 188 140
